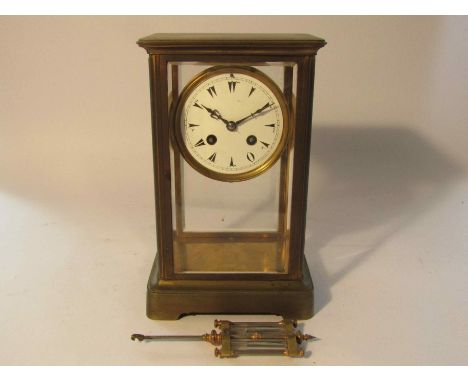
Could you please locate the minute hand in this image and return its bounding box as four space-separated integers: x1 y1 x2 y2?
235 102 272 126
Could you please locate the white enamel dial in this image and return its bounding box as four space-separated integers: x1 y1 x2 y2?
175 67 288 181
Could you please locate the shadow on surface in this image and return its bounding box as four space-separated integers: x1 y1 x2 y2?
306 125 464 313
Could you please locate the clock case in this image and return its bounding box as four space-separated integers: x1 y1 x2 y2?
137 34 326 320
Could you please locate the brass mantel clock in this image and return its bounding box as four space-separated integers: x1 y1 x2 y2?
137 33 326 320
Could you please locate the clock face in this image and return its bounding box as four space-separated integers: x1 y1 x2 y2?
174 66 289 181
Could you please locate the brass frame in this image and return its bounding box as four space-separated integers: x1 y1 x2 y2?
172 65 290 182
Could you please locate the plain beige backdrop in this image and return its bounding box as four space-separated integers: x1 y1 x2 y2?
0 16 467 365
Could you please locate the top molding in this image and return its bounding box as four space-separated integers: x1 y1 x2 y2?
137 33 326 55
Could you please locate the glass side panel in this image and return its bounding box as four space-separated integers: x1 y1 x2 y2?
168 61 297 273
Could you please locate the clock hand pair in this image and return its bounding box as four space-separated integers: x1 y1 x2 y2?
201 101 274 132
235 102 272 126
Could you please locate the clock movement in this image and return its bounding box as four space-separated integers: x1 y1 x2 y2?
137 33 326 320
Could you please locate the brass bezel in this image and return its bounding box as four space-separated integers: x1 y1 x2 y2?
172 65 290 182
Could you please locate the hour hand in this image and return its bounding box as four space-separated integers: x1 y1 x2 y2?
202 105 229 125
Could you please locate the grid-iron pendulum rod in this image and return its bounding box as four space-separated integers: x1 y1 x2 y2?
131 319 318 358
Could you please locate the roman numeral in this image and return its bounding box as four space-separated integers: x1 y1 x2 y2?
188 123 199 128
207 86 217 97
260 141 270 148
193 102 203 109
230 157 235 167
248 87 256 97
265 123 276 128
194 138 205 147
228 81 239 93
246 152 255 162
208 152 217 162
